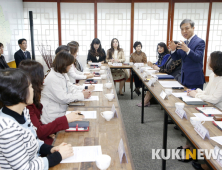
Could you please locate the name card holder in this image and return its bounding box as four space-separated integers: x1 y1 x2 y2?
118 139 128 163
214 145 222 167
160 90 168 100
113 63 122 66
112 104 118 118
175 108 187 119
194 122 210 139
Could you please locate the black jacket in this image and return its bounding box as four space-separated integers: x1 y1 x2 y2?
87 49 106 63
14 49 31 67
0 55 9 69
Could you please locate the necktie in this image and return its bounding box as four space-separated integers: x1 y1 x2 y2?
24 52 27 58
186 40 189 46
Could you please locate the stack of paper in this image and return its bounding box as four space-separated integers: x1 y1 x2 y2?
193 113 214 121
80 96 99 101
210 136 222 145
66 111 97 119
159 81 184 88
172 92 203 102
61 146 102 163
83 84 103 91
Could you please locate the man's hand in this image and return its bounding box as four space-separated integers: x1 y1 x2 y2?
168 41 177 51
147 61 153 67
88 85 95 91
177 40 189 53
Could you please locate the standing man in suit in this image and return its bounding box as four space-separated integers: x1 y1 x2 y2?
169 19 205 89
14 39 31 67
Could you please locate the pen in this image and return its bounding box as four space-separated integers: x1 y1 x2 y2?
172 87 184 89
184 88 196 92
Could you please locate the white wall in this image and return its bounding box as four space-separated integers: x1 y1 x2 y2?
0 0 24 62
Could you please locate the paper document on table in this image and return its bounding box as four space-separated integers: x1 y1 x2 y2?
92 77 101 79
181 96 203 102
193 113 214 121
61 146 102 163
83 84 103 91
66 111 97 119
196 107 222 115
159 81 184 88
210 136 222 146
172 93 187 98
80 96 99 101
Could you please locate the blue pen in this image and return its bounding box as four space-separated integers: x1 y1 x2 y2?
184 88 196 92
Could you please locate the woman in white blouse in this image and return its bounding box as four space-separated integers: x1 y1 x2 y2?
178 51 222 170
106 38 129 96
188 51 222 110
41 51 92 124
55 45 94 84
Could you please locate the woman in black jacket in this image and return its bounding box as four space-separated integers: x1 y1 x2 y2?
87 38 106 63
0 43 9 69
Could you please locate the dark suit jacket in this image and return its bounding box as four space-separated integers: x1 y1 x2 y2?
14 49 31 67
0 55 9 69
87 49 106 63
171 35 205 89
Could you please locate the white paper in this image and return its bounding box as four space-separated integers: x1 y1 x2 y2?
92 77 102 80
80 96 99 101
112 63 122 66
194 123 210 139
61 146 102 163
89 62 101 66
83 84 103 91
159 81 184 88
193 113 214 121
196 107 222 115
118 139 128 163
160 90 167 100
172 93 203 102
211 136 222 146
66 111 97 119
134 63 144 67
172 92 188 98
89 68 100 71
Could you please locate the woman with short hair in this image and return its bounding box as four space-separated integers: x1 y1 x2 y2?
87 38 106 63
0 68 73 169
41 51 92 124
130 41 147 96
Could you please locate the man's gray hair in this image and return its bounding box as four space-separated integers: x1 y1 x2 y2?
180 19 195 28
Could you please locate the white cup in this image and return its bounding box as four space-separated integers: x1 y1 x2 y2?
105 83 112 89
165 89 172 96
88 61 92 65
96 154 111 170
100 111 114 121
129 62 133 66
101 66 106 70
101 74 107 79
150 77 157 83
190 117 205 127
108 62 112 65
99 70 105 74
175 102 185 109
104 93 114 101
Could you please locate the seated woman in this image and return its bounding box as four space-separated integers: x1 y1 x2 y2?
148 42 170 68
87 38 106 63
0 68 73 169
66 42 94 83
19 60 84 145
106 38 129 96
130 41 147 96
179 51 222 170
0 43 9 69
41 51 92 124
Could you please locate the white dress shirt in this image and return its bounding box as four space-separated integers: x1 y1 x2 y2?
195 73 222 110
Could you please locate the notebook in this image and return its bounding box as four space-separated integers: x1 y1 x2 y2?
196 107 222 117
213 121 222 131
66 121 89 132
156 75 174 79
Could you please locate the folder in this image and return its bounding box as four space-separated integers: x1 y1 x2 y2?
195 107 222 117
66 121 89 132
156 75 174 79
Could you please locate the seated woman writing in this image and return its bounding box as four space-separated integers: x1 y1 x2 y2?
178 51 222 170
87 38 106 63
19 60 84 145
0 68 73 169
106 38 129 96
41 51 92 124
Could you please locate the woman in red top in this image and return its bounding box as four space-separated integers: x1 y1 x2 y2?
19 60 84 145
